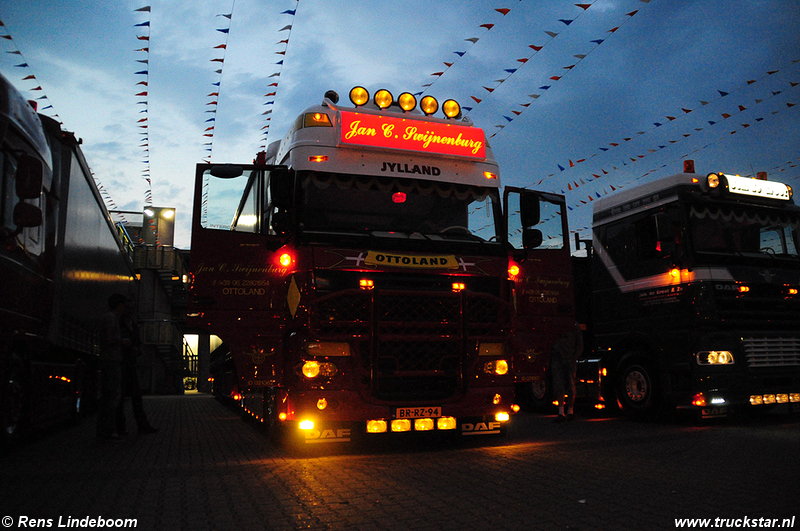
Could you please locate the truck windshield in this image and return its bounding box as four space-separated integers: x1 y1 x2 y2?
689 204 800 259
298 172 501 243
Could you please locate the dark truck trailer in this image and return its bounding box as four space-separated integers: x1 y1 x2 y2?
1 73 136 445
574 167 800 419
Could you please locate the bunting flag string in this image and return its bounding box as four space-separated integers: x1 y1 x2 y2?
0 19 62 123
199 1 236 227
420 6 513 97
548 57 800 178
464 1 599 115
201 1 236 165
559 84 799 225
258 0 299 150
134 6 153 210
488 1 649 137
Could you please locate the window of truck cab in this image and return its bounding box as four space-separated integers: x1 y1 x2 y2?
688 203 800 260
200 167 282 235
297 171 502 245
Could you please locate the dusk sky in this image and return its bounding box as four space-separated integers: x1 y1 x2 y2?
2 0 798 250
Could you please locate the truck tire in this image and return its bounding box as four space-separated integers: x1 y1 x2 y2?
517 377 553 412
616 358 657 417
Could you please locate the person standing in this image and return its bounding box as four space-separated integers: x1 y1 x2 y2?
96 294 129 440
116 298 158 435
551 321 584 422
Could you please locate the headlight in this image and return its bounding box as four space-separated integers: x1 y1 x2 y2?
483 359 509 375
301 360 338 378
696 351 734 365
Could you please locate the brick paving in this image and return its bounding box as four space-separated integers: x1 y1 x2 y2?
1 394 798 530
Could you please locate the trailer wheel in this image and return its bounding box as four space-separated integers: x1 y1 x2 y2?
616 358 657 417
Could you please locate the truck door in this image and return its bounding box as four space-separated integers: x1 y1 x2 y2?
504 187 576 405
189 164 292 389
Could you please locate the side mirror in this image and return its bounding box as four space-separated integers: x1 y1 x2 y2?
523 228 543 249
16 154 43 199
270 168 293 209
271 210 290 236
13 202 43 228
519 192 540 228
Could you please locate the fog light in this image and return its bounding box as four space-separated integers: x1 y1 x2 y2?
349 86 369 106
391 419 411 432
302 361 320 378
750 395 763 405
437 417 457 430
420 95 438 115
374 89 393 110
776 394 789 404
442 99 461 118
414 418 434 431
495 412 510 422
495 359 509 375
367 420 387 433
299 420 314 430
398 92 416 112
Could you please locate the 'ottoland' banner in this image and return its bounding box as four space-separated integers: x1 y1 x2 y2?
339 110 486 160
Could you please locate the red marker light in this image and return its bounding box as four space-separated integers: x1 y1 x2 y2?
392 192 407 203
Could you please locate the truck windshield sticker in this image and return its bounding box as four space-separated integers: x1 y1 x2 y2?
340 110 486 160
365 251 458 269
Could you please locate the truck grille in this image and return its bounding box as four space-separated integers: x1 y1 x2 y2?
743 337 800 368
312 289 510 401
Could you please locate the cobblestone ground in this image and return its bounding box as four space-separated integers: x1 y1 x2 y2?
1 394 797 530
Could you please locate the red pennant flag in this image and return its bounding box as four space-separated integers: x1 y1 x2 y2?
550 76 562 81
626 10 638 16
431 72 444 77
480 24 495 30
721 113 731 118
471 96 482 103
575 3 591 9
483 86 495 93
529 44 543 51
682 108 692 113
738 105 747 111
136 91 148 96
495 8 510 15
214 44 227 49
608 27 619 33
517 58 528 63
